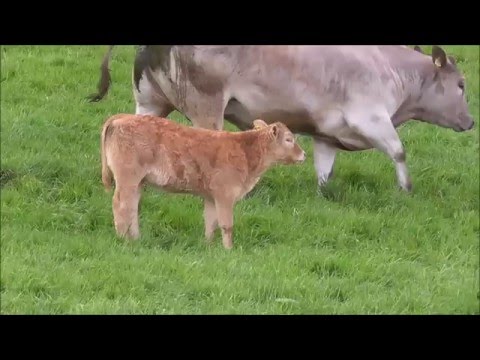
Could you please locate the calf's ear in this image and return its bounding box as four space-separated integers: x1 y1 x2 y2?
253 119 269 130
414 45 424 54
432 45 447 68
270 124 278 138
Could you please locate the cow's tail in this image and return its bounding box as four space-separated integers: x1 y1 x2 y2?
101 116 115 191
87 45 115 102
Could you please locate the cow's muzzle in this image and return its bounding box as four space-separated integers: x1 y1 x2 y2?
454 116 475 132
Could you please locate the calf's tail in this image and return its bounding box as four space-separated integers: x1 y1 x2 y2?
101 117 115 191
87 45 115 102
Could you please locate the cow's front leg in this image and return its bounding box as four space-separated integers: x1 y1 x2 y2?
313 138 337 188
344 107 412 192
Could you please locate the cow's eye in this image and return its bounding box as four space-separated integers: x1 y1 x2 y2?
458 80 465 91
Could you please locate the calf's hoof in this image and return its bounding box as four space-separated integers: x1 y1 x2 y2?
204 238 215 247
125 235 140 242
116 231 140 242
222 242 234 250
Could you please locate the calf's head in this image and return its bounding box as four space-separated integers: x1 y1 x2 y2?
414 45 474 132
253 119 306 164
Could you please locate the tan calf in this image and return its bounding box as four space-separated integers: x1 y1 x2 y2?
101 114 306 249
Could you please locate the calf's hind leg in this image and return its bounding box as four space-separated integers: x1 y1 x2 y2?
112 184 142 239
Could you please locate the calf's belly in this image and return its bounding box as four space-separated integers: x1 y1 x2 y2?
144 167 208 197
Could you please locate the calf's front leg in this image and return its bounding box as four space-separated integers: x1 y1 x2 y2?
203 198 218 243
214 196 236 249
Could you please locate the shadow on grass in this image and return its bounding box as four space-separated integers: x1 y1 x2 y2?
136 230 201 251
0 168 17 188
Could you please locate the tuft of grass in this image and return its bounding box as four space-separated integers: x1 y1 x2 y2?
1 45 479 314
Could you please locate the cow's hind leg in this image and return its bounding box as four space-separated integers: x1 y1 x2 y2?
183 94 227 130
313 138 337 188
112 184 142 239
135 99 174 117
344 106 411 192
189 113 225 131
133 72 174 117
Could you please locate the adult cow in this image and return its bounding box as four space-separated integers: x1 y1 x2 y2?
88 45 475 192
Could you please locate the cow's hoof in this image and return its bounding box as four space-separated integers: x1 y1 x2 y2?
399 183 413 193
316 185 328 197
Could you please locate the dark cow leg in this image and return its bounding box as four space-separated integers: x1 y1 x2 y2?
224 113 254 131
224 99 256 131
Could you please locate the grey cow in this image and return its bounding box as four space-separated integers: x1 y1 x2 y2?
89 45 475 192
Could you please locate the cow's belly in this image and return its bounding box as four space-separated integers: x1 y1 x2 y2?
226 84 320 133
230 83 311 116
225 100 317 134
314 112 374 151
331 132 373 151
225 90 373 151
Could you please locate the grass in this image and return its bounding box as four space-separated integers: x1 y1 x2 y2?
1 45 479 314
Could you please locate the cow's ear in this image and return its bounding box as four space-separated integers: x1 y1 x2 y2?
253 119 268 130
414 45 424 54
432 45 447 68
448 55 457 66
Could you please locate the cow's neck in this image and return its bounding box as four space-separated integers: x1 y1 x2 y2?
391 56 435 127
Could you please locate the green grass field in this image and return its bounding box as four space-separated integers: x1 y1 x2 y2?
1 45 479 314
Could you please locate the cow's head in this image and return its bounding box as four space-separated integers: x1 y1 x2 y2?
253 119 306 164
414 45 474 132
